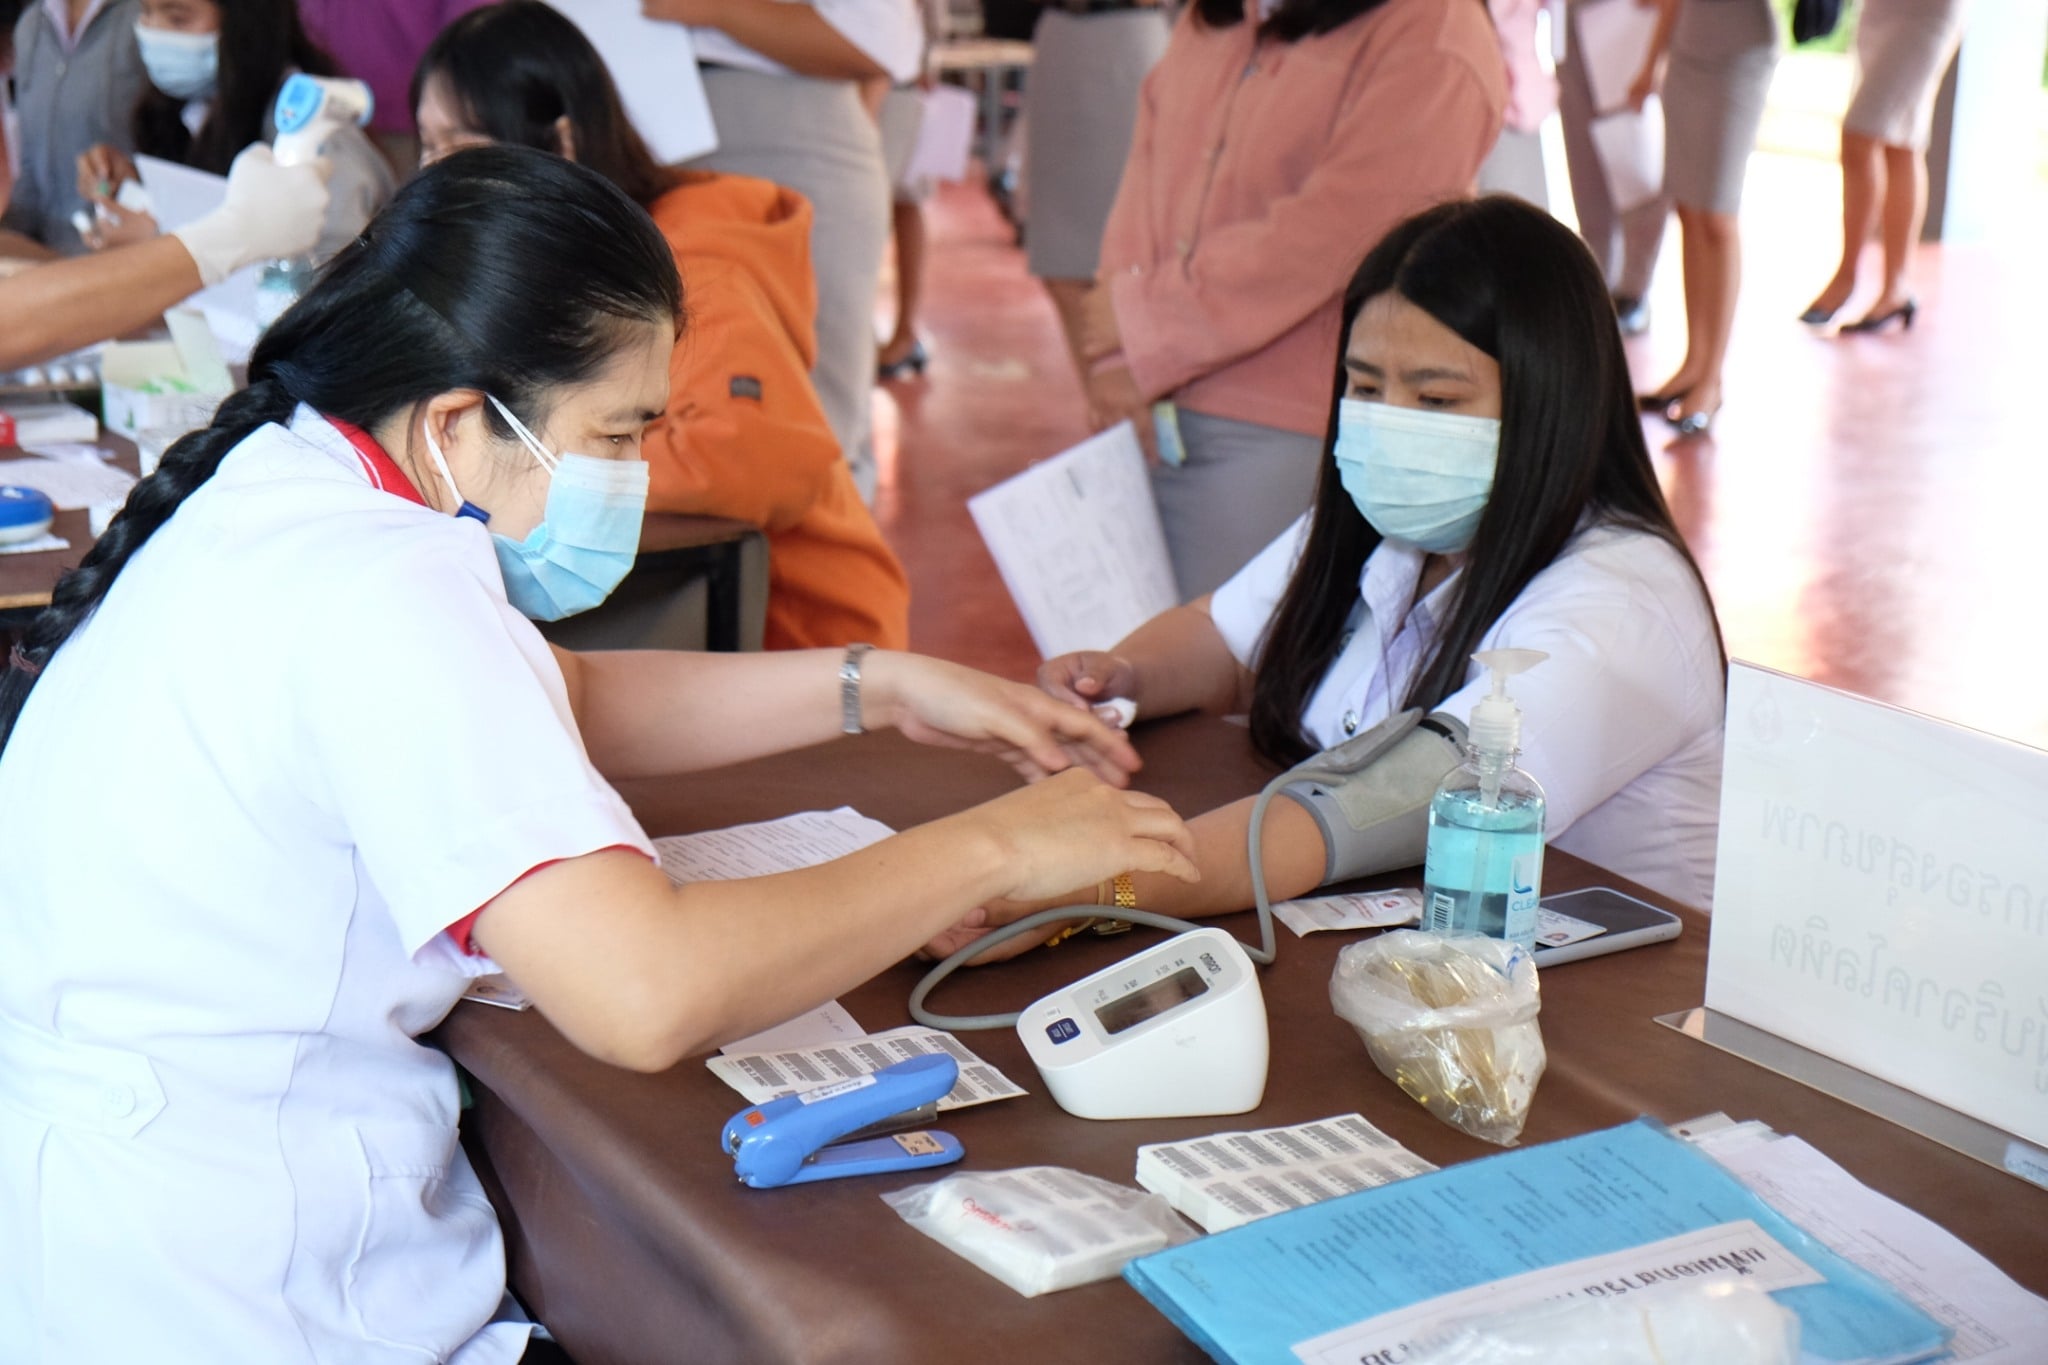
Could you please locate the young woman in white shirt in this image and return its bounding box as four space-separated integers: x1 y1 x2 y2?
0 145 1193 1361
935 195 1725 962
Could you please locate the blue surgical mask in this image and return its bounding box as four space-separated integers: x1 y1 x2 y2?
135 24 219 101
422 396 648 621
1331 398 1500 553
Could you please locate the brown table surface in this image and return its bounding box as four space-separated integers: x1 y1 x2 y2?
433 714 2048 1365
0 436 757 612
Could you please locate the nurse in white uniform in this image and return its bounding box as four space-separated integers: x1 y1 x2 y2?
0 145 1195 1361
939 196 1725 961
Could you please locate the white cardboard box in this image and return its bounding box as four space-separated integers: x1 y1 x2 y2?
100 340 227 444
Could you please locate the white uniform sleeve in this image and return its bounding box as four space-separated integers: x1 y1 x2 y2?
1434 538 1719 840
1208 514 1312 669
296 538 654 960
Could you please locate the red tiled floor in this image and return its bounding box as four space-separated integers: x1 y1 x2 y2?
875 148 2048 751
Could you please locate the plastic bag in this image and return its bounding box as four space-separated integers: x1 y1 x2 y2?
1329 930 1545 1145
1404 1280 1801 1365
881 1166 1196 1297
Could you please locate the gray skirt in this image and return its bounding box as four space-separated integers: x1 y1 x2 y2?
1844 0 1968 150
1023 7 1171 281
1662 0 1781 215
687 68 891 496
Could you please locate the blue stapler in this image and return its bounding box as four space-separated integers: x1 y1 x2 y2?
721 1053 967 1189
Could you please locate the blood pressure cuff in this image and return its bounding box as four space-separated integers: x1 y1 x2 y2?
1279 713 1469 886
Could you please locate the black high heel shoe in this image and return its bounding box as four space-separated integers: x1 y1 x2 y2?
876 340 928 381
1798 304 1838 325
1839 299 1918 335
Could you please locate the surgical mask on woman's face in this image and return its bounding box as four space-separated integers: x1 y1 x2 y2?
1331 398 1500 554
135 24 220 101
421 396 649 621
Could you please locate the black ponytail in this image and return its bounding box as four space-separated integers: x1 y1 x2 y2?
0 144 681 757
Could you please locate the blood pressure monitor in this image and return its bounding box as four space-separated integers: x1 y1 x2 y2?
1017 928 1268 1121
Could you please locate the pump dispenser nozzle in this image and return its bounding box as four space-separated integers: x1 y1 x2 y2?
1469 649 1546 755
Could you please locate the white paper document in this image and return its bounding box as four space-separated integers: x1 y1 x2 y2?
1292 1220 1825 1365
905 84 977 185
1136 1113 1436 1233
547 0 717 163
708 1025 1027 1112
1703 1133 2048 1362
1272 889 1423 937
0 456 137 510
652 806 895 883
1590 95 1666 215
718 1001 866 1057
967 421 1178 659
1573 0 1661 113
0 533 68 556
134 155 261 355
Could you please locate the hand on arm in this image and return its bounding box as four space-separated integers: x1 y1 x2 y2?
922 789 1330 962
474 768 1199 1070
1037 597 1252 723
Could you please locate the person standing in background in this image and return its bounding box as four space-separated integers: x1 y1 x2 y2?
1077 0 1505 601
1799 0 1968 334
1630 0 1778 438
0 0 145 257
1022 0 1170 385
1557 0 1666 335
872 0 947 380
1474 0 1559 211
641 0 924 506
296 0 488 172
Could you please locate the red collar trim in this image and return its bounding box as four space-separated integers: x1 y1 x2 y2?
325 414 428 508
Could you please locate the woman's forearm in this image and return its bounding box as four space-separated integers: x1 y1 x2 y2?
1117 601 1254 720
697 0 889 79
0 235 203 369
1120 792 1328 917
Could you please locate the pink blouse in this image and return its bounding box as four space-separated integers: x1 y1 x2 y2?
1099 0 1506 438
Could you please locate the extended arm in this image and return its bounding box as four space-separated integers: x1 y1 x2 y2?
555 645 1148 785
642 0 906 80
477 767 1199 1069
0 235 201 369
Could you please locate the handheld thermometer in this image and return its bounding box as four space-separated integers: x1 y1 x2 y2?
1017 927 1268 1121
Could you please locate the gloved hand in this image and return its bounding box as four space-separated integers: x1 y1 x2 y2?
170 144 333 286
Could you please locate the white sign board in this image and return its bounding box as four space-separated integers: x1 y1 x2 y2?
1707 664 2048 1147
966 422 1178 660
548 0 718 164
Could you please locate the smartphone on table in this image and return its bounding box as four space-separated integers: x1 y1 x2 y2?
1530 886 1683 966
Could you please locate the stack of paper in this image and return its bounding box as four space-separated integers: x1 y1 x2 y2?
1681 1115 2048 1364
1135 1113 1435 1233
1124 1119 1952 1365
0 401 98 446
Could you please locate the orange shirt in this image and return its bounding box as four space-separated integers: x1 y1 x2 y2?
1099 0 1506 438
642 173 910 650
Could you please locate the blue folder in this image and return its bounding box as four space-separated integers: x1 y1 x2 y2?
1123 1119 1950 1365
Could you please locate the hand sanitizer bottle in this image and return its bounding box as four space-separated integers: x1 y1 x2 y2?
1422 648 1548 949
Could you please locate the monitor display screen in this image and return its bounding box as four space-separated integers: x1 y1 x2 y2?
1095 966 1208 1036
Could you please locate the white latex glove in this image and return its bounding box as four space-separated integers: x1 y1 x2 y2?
171 144 333 287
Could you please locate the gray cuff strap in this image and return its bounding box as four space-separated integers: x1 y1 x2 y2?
1279 714 1468 885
